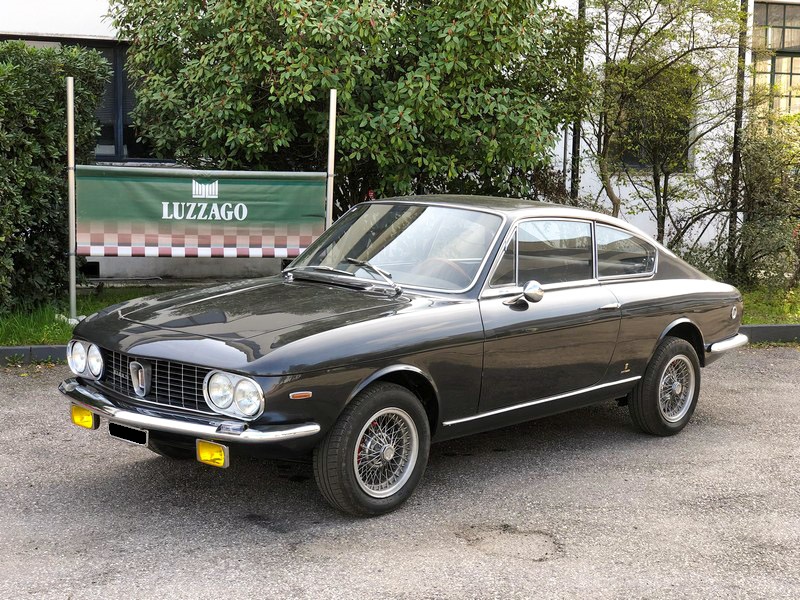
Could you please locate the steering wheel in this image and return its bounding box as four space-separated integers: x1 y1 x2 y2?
414 258 472 287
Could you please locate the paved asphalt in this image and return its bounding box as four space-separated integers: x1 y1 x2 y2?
1 347 798 599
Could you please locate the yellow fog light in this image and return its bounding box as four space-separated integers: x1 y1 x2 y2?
70 405 98 430
196 440 229 468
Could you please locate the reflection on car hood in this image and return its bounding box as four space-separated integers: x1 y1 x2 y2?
118 277 409 341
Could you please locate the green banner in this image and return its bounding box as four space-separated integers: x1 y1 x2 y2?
76 165 326 258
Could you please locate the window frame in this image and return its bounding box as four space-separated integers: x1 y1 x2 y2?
595 223 659 281
481 218 659 300
0 33 163 163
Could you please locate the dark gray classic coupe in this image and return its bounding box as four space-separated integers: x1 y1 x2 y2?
60 195 747 515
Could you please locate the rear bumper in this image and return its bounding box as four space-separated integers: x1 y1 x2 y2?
59 378 321 444
705 332 748 365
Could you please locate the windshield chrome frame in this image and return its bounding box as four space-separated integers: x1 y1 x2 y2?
286 200 509 295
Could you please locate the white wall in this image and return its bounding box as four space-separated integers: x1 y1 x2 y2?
0 0 116 39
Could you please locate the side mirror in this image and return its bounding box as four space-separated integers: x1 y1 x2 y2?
522 280 544 303
503 280 544 306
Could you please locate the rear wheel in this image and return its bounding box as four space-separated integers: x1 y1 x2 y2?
313 382 430 516
629 336 700 436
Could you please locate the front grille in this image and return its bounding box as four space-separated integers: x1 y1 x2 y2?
101 349 213 414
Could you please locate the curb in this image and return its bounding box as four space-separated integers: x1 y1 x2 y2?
739 324 800 344
1 345 65 365
1 325 798 365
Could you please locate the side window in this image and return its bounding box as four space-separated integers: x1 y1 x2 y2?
517 220 593 285
489 232 516 287
596 225 656 277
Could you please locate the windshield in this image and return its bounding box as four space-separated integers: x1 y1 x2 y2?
290 203 503 291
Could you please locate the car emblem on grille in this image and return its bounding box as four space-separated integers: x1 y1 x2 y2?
129 361 151 398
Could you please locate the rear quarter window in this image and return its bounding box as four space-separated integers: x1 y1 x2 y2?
596 224 656 278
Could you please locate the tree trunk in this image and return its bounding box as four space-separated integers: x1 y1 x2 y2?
727 0 749 282
599 155 622 217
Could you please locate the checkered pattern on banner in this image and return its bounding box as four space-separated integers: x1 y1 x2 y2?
76 221 323 258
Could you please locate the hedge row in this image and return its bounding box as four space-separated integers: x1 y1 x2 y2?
0 41 110 314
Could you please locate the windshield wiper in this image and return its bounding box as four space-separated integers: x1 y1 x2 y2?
288 265 355 278
346 258 393 283
346 258 403 296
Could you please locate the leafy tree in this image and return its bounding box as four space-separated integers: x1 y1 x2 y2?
0 42 109 314
111 0 586 212
675 108 800 288
584 0 740 234
736 113 800 288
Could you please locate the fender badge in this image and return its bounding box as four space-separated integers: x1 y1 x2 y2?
620 363 631 374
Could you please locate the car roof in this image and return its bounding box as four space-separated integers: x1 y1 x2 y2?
371 194 654 241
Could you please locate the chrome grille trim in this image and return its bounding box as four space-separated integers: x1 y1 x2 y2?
100 349 214 415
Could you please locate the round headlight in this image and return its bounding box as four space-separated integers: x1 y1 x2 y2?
87 344 103 377
207 373 233 408
234 379 263 417
69 342 87 374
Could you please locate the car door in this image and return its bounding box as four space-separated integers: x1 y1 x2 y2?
478 219 621 413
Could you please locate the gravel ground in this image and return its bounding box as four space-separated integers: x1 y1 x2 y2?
1 346 798 599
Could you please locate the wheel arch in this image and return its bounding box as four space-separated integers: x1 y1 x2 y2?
657 318 706 367
348 365 441 436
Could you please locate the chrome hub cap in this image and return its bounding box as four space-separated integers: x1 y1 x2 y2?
354 407 418 498
659 355 695 423
381 445 396 461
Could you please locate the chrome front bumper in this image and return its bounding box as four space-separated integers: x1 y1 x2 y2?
59 378 321 444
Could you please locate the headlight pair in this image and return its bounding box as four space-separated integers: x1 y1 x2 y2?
204 371 264 419
67 340 104 379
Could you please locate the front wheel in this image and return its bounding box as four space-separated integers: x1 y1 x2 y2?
313 383 430 516
629 336 701 436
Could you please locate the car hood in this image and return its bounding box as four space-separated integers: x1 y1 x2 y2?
116 277 409 341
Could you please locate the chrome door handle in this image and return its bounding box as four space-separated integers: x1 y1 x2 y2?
599 302 621 310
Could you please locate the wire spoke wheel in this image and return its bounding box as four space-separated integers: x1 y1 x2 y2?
629 336 701 436
657 354 696 423
353 407 419 499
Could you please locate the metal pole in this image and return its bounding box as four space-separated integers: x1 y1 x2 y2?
562 124 569 189
67 77 77 321
570 0 586 204
326 89 337 229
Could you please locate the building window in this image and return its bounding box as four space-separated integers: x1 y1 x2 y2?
80 43 153 162
753 2 800 113
0 34 156 162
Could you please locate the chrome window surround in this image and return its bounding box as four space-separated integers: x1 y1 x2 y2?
288 201 509 295
481 218 659 299
595 223 659 281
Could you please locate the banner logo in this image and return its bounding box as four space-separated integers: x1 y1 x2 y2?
192 180 219 199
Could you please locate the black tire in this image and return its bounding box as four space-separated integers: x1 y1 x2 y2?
313 382 431 517
629 336 701 436
148 440 195 460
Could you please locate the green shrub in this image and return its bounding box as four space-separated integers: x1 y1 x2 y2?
0 41 110 314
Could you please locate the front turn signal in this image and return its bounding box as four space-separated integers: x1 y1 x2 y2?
196 440 229 468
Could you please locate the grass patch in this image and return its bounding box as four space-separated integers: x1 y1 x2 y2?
742 287 800 325
0 286 188 346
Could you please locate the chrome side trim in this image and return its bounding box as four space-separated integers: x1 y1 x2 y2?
708 333 749 353
442 376 642 426
59 379 320 444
